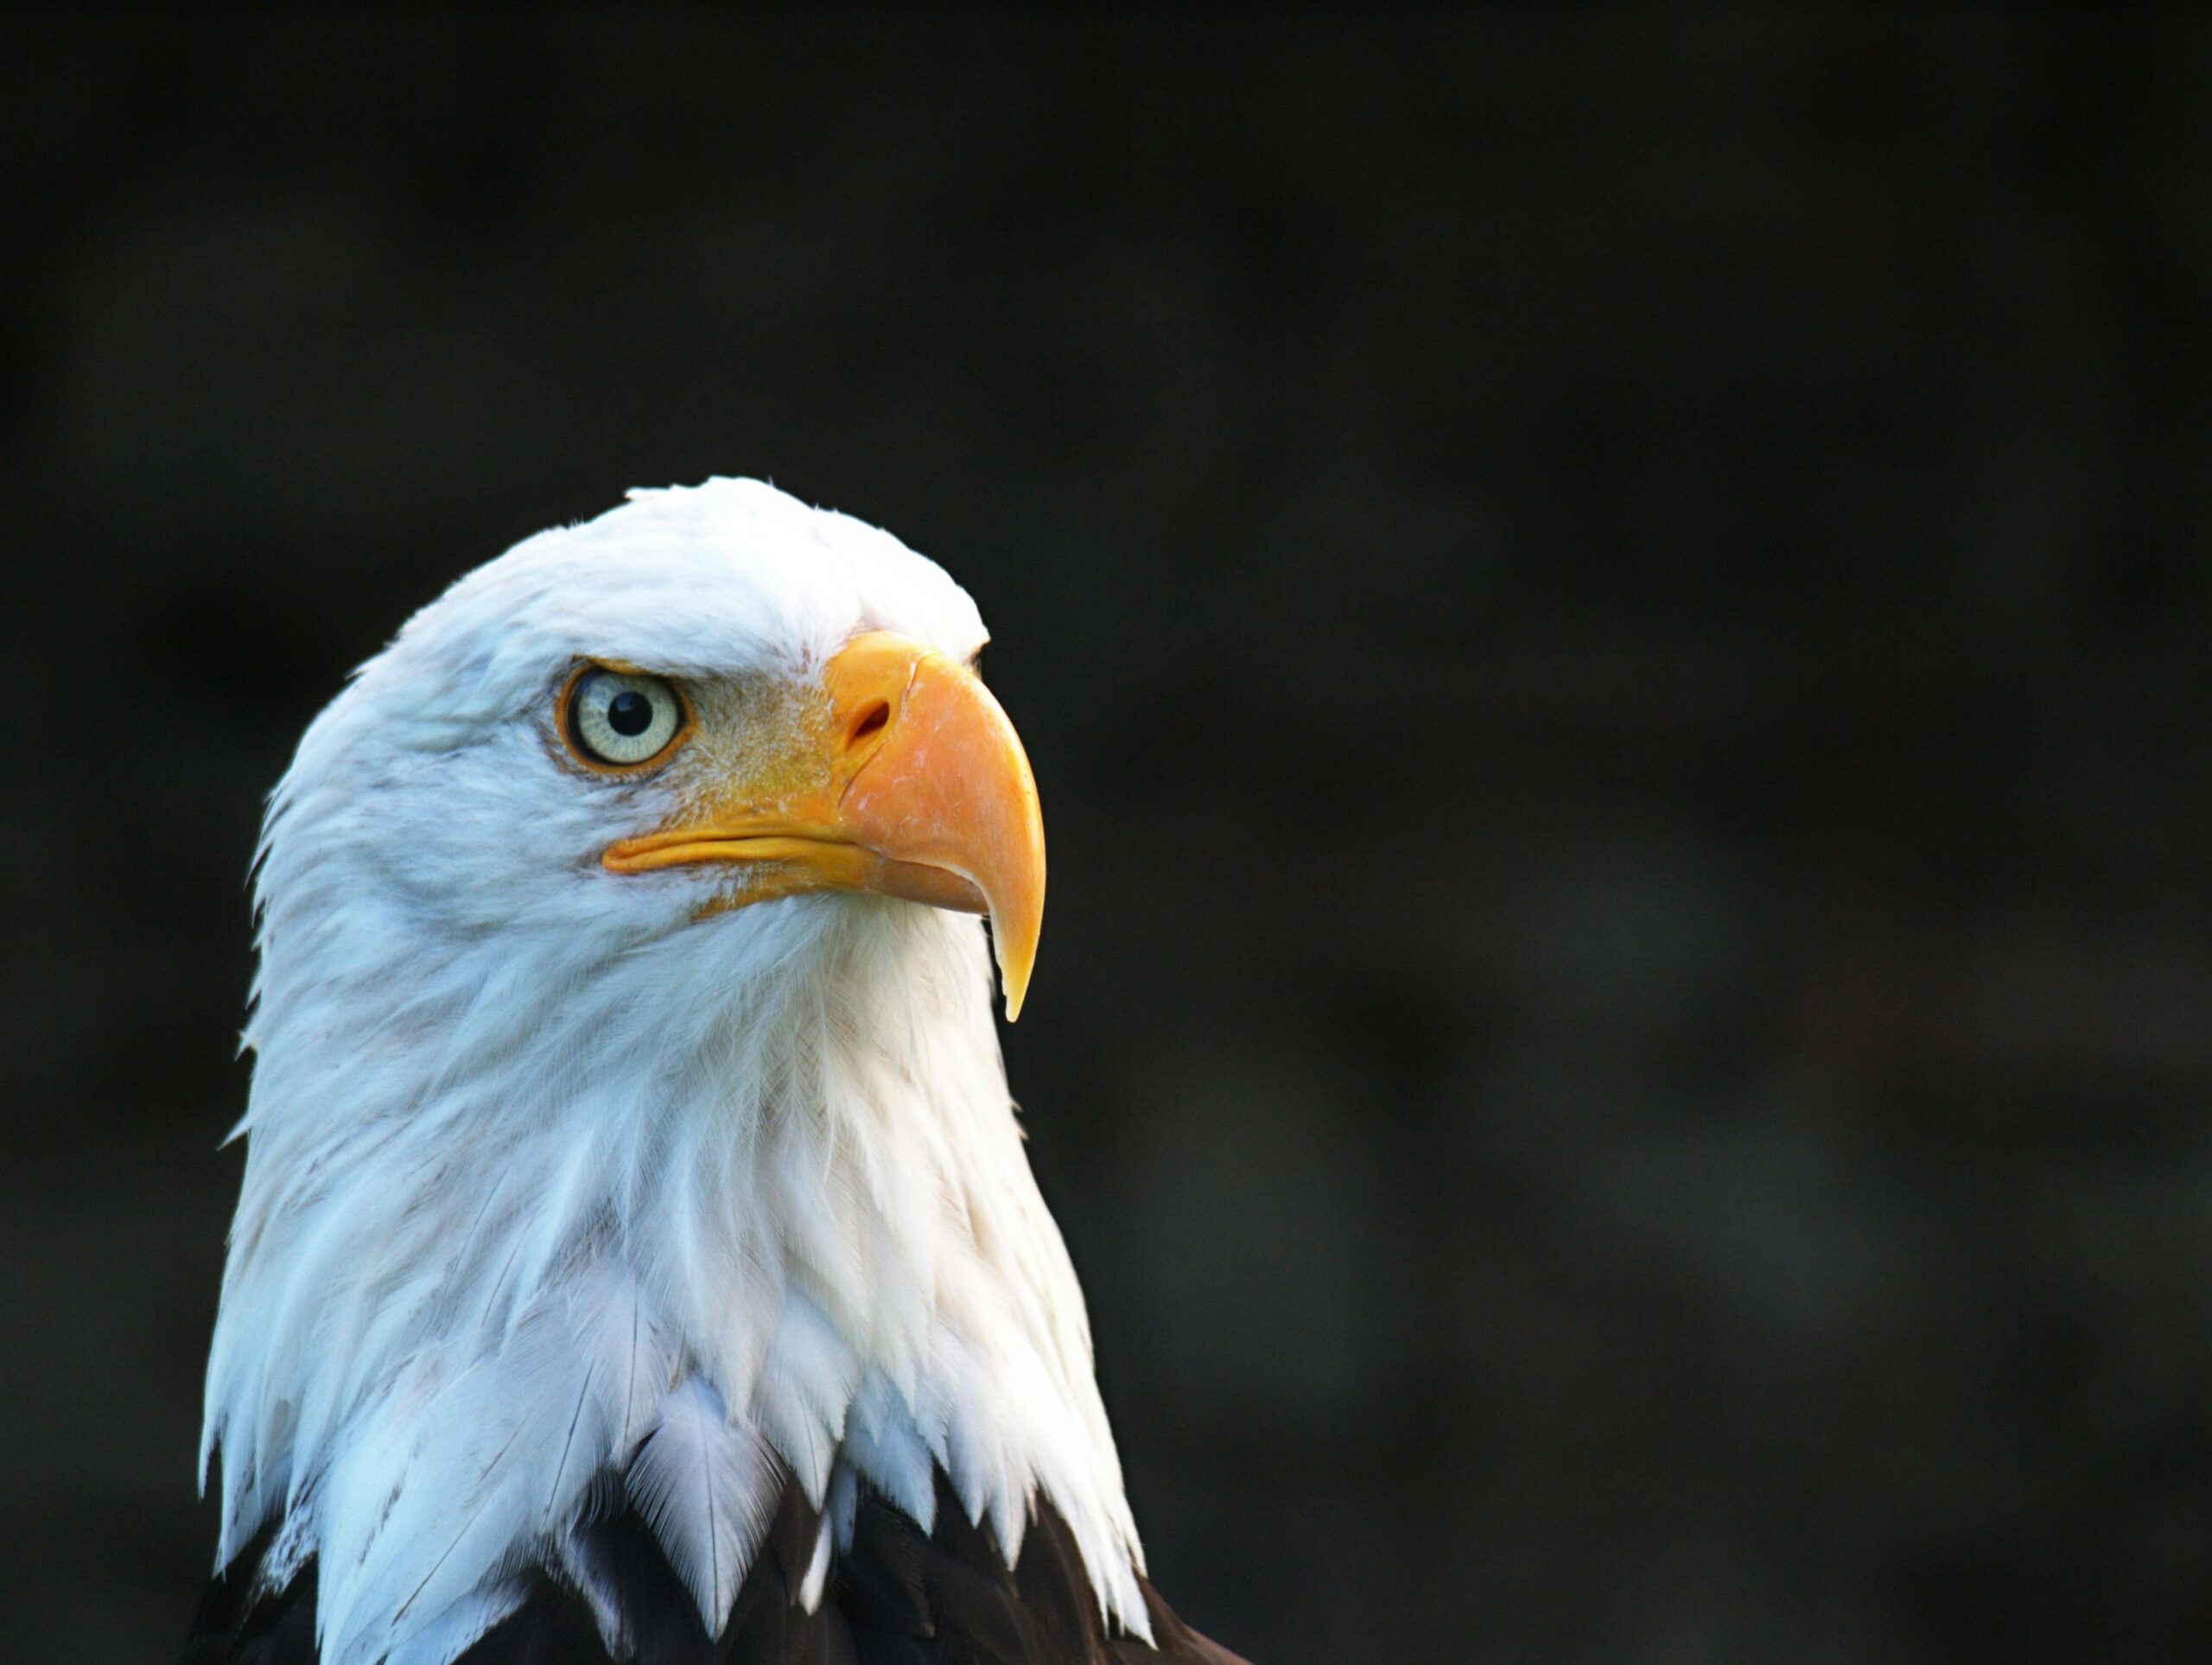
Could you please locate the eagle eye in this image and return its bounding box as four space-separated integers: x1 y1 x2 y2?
563 666 688 771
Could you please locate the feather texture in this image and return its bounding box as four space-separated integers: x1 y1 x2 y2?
188 480 1222 1663
184 1470 1247 1665
625 1377 783 1636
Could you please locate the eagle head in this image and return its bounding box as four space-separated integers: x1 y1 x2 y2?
192 481 1224 1665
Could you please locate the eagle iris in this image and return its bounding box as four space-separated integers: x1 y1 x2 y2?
567 666 685 768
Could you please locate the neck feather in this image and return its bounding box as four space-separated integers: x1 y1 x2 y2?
203 893 1146 1665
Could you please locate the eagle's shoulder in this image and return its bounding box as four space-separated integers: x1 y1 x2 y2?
181 1470 1246 1665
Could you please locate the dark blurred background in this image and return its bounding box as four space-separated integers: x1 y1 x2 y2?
6 11 2212 1662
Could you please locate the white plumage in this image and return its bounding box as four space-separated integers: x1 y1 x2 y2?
199 480 1149 1665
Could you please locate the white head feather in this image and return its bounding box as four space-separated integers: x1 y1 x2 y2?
200 479 1147 1665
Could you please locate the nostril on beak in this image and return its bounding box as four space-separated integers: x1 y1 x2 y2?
848 701 891 748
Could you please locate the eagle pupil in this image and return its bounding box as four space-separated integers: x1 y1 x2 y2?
607 690 653 737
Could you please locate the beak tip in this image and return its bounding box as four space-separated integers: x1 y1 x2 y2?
996 944 1033 1023
991 913 1039 1025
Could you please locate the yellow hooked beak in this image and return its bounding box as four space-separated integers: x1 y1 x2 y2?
601 633 1046 1020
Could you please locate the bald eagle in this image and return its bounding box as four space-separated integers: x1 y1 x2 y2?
181 480 1246 1665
